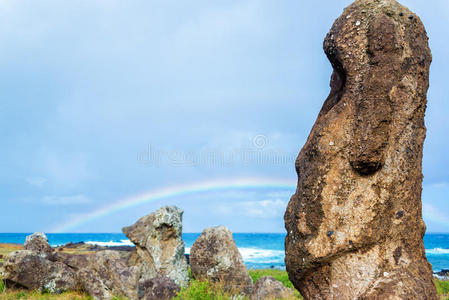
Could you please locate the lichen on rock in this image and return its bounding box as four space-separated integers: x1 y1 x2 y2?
190 225 253 295
122 206 189 288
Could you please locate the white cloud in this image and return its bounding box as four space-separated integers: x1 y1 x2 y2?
42 194 90 206
217 199 287 219
25 177 47 188
427 182 449 189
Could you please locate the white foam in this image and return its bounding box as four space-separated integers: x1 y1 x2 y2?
239 248 284 262
185 247 283 264
426 248 449 255
85 239 134 247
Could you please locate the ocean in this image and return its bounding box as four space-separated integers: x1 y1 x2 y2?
1 233 448 272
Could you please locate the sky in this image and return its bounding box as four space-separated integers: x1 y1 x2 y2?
0 0 448 233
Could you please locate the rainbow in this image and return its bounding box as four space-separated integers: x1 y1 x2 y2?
52 177 297 232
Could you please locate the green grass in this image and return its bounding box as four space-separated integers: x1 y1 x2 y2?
173 269 301 300
2 269 449 299
174 279 247 300
249 269 302 299
436 278 449 299
0 290 94 300
248 269 295 290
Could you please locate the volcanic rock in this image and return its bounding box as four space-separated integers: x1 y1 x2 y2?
139 276 180 300
284 0 437 299
2 250 77 293
250 276 295 300
76 250 139 300
122 206 189 288
435 269 449 278
24 232 54 257
190 225 253 295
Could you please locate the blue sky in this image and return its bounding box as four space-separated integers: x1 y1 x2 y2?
1 0 448 233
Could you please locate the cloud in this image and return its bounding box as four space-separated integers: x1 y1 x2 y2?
25 177 47 188
0 0 447 233
428 182 449 189
423 203 449 228
217 199 287 219
42 194 90 206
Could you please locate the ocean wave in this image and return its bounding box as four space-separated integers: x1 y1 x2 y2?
426 248 449 255
239 248 284 262
85 240 134 247
185 247 284 263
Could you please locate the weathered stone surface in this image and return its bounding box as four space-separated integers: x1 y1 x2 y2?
2 250 77 293
24 232 53 257
190 226 253 295
53 252 90 270
250 276 295 300
139 276 180 300
284 0 436 299
122 206 189 288
76 250 139 300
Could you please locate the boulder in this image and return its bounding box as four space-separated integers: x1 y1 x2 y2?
2 250 77 293
284 0 437 299
76 250 139 300
53 252 90 270
3 248 140 299
122 206 189 288
139 276 180 300
190 226 253 295
24 232 53 257
250 276 295 300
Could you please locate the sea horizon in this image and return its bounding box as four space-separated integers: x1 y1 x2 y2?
1 232 448 272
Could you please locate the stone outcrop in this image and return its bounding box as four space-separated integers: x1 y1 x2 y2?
284 0 436 299
3 207 191 300
139 276 180 300
122 206 189 288
2 233 138 299
250 276 295 300
2 250 77 293
190 226 253 295
24 232 53 257
76 251 140 300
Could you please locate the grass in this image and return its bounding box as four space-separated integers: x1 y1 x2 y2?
0 290 93 300
249 269 295 290
0 244 23 264
249 269 302 299
436 278 449 300
0 275 448 300
174 279 246 300
0 242 447 300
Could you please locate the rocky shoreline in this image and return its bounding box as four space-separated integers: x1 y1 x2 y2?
0 206 295 300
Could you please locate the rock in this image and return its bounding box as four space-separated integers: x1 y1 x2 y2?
122 206 189 288
139 276 180 300
2 250 77 293
250 276 295 300
190 226 253 295
24 232 53 257
53 252 90 270
284 0 437 299
2 249 140 299
76 250 139 300
435 269 449 277
434 269 449 279
62 241 86 248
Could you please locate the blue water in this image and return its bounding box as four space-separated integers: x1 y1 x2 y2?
1 233 448 271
